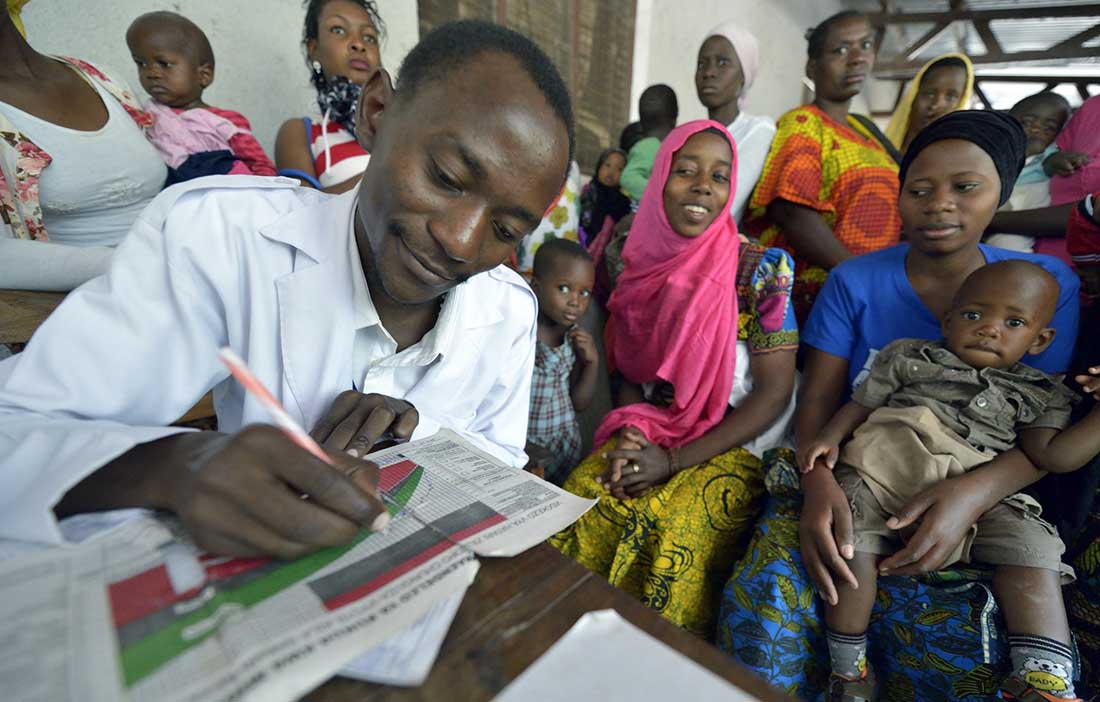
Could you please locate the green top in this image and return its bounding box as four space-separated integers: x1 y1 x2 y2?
620 136 661 202
854 338 1075 453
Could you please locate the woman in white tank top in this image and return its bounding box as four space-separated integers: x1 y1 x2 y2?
0 8 166 292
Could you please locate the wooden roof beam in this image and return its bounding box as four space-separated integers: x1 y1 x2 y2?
875 42 1100 73
869 4 1100 24
899 20 952 60
972 19 1001 56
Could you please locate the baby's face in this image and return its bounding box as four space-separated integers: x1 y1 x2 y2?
128 31 208 108
532 257 595 328
1009 100 1069 158
943 275 1054 369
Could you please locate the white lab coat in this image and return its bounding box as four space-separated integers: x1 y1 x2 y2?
0 176 537 544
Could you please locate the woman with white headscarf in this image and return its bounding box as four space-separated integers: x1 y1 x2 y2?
695 21 776 223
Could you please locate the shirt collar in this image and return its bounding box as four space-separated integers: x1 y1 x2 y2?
347 205 465 365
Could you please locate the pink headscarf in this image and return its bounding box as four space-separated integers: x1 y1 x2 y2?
595 120 741 449
705 21 760 108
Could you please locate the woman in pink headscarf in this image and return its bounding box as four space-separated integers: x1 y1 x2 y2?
550 121 799 637
695 21 776 223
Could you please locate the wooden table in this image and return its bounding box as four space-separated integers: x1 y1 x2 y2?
0 289 65 344
310 544 792 702
0 289 214 424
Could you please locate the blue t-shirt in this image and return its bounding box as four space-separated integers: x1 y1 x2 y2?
803 243 1081 398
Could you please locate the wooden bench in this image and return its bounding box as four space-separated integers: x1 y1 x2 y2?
0 289 215 425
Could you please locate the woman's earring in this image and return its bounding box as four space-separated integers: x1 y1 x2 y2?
311 60 323 75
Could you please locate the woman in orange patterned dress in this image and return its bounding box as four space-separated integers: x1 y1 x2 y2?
744 10 901 324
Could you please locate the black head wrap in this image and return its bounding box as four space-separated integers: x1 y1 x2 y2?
580 148 632 235
899 110 1026 208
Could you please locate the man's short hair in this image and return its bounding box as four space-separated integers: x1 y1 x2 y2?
396 20 575 174
532 238 592 278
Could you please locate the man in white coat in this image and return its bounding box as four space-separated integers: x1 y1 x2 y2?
0 21 574 559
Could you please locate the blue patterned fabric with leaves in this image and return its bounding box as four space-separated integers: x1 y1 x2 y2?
713 452 1089 701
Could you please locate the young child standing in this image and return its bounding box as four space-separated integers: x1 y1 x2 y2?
526 238 600 485
800 260 1100 702
987 92 1073 252
126 11 276 183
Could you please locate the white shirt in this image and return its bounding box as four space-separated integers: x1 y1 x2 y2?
346 204 464 395
0 176 537 544
726 112 777 224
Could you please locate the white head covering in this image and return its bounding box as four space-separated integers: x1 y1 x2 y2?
704 21 760 108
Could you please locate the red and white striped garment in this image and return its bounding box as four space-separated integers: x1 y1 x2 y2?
308 114 370 188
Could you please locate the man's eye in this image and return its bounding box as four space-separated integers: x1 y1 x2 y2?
330 26 346 35
557 285 570 293
494 222 518 243
580 290 591 298
1006 319 1025 328
432 163 462 193
962 311 981 320
834 46 849 56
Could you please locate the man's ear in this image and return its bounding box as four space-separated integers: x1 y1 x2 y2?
354 67 394 152
1029 327 1057 356
198 63 214 89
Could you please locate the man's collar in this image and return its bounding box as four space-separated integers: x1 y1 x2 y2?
262 189 507 342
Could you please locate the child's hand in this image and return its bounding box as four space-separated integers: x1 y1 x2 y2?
568 327 599 366
524 442 553 473
1046 150 1089 176
798 440 839 474
1076 365 1100 401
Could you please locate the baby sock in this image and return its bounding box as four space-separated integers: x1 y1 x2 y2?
1009 634 1077 699
826 629 868 680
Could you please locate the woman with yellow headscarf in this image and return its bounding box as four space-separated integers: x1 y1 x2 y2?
7 0 28 37
885 52 974 155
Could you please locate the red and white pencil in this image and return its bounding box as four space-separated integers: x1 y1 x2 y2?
217 346 391 532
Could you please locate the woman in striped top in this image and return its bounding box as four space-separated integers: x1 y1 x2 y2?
274 0 382 193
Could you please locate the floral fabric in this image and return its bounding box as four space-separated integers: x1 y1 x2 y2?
515 161 581 275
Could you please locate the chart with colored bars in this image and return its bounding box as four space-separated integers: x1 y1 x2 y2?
109 453 505 695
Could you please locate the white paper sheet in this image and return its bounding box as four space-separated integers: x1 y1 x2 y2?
0 430 593 702
492 609 764 702
339 588 465 686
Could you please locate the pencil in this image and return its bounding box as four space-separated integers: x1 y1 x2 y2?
217 347 390 532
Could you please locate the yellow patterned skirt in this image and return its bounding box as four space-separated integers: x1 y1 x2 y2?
550 440 767 637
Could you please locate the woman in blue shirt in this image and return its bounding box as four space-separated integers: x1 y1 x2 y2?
717 111 1080 700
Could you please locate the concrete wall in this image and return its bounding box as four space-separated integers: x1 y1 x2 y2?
631 0 868 124
21 0 419 154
